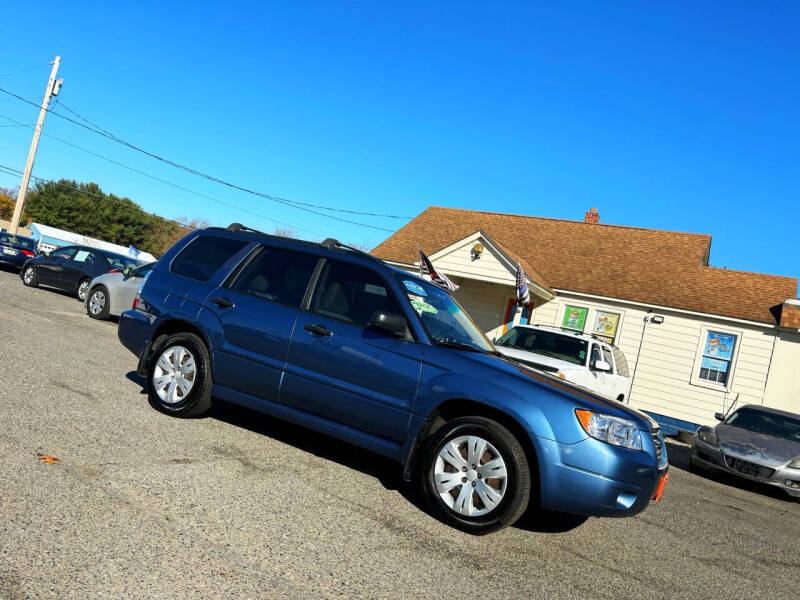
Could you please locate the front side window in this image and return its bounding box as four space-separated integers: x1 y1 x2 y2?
131 262 155 278
698 330 737 385
601 345 614 369
311 261 403 328
171 236 248 282
52 246 76 260
229 246 318 308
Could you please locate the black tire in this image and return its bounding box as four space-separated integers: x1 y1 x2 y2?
419 416 531 534
22 265 38 287
86 285 111 320
146 332 213 418
76 277 91 301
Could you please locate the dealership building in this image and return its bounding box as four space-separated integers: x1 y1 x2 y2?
372 206 800 434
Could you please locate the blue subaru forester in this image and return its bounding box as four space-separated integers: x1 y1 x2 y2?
118 223 668 534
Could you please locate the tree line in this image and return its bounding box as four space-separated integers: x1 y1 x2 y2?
1 180 202 257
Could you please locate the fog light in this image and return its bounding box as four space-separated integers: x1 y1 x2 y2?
784 479 800 489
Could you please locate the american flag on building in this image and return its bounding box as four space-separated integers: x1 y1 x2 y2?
515 260 530 306
418 248 459 291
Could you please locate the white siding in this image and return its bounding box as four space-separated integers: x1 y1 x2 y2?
452 278 514 340
547 293 777 427
764 330 800 414
433 239 517 284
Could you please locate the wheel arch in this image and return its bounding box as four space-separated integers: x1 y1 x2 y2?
137 318 211 376
403 399 540 500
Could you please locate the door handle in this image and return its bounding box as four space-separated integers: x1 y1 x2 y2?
304 323 333 336
211 296 235 309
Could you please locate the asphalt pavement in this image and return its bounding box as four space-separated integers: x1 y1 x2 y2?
0 267 798 599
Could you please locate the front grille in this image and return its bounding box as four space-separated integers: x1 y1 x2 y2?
723 455 775 479
651 429 667 469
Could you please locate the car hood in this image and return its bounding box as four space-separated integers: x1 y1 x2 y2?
716 424 800 464
449 347 657 432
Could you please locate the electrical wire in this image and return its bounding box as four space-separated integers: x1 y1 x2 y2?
0 63 51 77
0 112 328 238
0 86 410 230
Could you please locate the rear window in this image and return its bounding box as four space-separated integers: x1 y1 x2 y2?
104 253 142 271
171 236 248 282
0 233 35 250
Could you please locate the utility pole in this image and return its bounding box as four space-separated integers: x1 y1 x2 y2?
9 56 62 234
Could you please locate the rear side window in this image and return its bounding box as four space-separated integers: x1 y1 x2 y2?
311 260 402 328
171 236 248 281
228 246 318 308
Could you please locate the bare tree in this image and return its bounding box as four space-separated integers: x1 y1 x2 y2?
272 225 295 238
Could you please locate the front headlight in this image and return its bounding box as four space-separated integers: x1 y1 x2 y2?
696 428 718 447
575 409 643 450
788 459 800 470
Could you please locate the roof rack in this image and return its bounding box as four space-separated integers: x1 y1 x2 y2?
225 222 266 235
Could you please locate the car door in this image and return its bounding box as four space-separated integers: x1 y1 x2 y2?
38 246 76 286
281 259 422 444
59 247 103 291
588 343 617 399
203 245 320 404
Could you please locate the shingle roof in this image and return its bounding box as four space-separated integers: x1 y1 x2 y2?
372 206 798 325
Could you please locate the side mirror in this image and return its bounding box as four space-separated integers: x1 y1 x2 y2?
368 310 408 338
593 359 612 373
123 267 133 277
714 412 725 422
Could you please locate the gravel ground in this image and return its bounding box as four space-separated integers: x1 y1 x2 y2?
0 267 798 599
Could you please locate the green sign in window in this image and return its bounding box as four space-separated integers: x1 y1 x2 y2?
562 305 588 332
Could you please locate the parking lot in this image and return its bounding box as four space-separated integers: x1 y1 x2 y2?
0 267 798 600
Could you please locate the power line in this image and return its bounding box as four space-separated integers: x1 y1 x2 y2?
0 111 328 238
0 63 51 77
0 86 410 229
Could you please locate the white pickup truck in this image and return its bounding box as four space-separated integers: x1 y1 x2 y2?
493 324 632 402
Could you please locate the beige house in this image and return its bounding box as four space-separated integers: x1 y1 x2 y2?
372 206 800 434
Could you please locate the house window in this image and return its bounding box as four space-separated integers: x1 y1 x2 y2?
698 330 737 385
561 305 588 332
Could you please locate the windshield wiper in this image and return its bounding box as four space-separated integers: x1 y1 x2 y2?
434 340 483 353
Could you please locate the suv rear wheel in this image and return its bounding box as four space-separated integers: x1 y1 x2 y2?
147 332 212 417
419 416 530 534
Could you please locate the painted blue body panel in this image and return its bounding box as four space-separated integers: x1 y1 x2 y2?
117 227 667 518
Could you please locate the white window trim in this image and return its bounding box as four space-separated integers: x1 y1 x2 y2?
690 324 743 392
556 302 591 333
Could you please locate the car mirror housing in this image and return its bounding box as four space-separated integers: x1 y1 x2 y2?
714 412 725 421
593 359 612 373
123 267 133 277
368 310 408 338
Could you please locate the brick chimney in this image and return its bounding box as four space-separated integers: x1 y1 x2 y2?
584 207 599 224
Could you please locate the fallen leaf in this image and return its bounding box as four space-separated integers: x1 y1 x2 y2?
36 453 61 465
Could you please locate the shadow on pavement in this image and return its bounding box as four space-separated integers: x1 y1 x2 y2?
666 439 796 503
123 376 594 533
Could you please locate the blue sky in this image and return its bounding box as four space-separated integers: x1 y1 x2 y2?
0 2 798 280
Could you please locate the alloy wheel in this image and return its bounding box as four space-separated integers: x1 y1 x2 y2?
152 345 197 404
433 435 508 517
23 267 34 284
77 280 90 301
88 290 106 315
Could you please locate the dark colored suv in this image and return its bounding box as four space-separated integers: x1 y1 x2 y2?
21 245 143 301
118 223 668 533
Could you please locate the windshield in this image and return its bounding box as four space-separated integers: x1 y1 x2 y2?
397 276 494 353
105 253 143 271
495 327 588 366
725 407 800 442
0 233 34 250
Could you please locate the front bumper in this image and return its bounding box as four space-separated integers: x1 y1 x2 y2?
690 438 800 497
536 432 668 517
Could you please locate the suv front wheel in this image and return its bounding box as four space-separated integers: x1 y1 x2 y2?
147 332 213 417
420 416 531 534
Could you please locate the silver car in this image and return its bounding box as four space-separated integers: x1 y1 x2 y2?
85 262 155 320
690 404 800 499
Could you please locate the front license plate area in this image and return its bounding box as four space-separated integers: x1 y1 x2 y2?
732 459 760 477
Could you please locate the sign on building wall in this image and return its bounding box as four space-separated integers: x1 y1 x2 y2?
562 305 588 332
592 310 620 343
